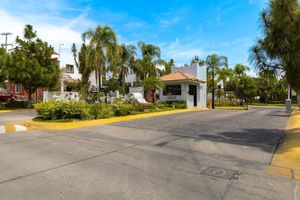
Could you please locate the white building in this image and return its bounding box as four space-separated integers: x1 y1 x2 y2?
159 63 207 108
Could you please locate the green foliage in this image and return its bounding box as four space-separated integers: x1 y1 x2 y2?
34 101 90 120
0 48 8 86
250 0 300 91
89 103 114 119
164 101 187 109
113 101 134 116
7 25 59 108
5 101 28 109
142 76 164 92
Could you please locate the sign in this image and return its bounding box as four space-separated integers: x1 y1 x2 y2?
129 87 144 96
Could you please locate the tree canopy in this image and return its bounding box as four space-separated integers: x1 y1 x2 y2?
7 25 59 107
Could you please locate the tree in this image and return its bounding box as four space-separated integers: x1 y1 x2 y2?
206 54 228 109
0 48 8 87
191 55 205 65
8 25 59 108
142 76 164 103
133 42 161 80
249 0 300 91
217 66 232 97
234 64 249 78
72 43 95 91
111 44 137 95
159 58 174 76
82 25 117 90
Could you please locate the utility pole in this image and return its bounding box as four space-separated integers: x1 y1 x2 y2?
211 66 215 109
1 32 13 52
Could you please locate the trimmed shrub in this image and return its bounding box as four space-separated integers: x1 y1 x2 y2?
164 101 187 109
113 103 134 116
89 103 114 119
34 101 90 120
5 101 28 108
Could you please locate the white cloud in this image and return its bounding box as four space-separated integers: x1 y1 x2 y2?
160 38 207 67
0 6 95 67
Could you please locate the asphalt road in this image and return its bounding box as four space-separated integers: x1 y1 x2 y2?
0 106 298 200
0 110 36 125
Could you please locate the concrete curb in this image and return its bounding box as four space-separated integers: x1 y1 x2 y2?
0 124 30 134
0 109 34 113
24 108 209 131
268 110 300 180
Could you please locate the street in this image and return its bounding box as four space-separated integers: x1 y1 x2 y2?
0 110 36 125
0 107 298 200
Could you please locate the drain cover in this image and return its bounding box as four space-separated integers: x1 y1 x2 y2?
201 166 239 180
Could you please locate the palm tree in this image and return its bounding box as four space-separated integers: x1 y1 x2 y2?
234 64 249 78
191 55 205 66
111 44 137 95
217 66 232 98
142 76 164 103
159 58 174 76
206 54 228 109
82 25 117 90
133 42 161 80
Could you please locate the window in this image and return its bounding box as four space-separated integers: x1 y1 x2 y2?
163 85 181 96
66 64 74 73
15 84 21 93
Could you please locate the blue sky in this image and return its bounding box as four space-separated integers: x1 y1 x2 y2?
0 0 268 74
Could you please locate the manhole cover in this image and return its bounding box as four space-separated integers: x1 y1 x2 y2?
201 166 239 180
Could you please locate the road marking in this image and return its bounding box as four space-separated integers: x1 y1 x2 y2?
14 125 27 132
0 126 5 134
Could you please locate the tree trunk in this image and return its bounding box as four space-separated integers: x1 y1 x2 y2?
27 89 32 109
122 74 125 95
212 67 215 109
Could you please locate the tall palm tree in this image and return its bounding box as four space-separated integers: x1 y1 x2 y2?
133 41 161 80
217 66 232 98
111 44 137 95
206 54 228 109
82 25 117 90
234 64 249 78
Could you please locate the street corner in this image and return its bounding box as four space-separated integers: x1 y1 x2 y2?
0 124 31 134
268 110 300 180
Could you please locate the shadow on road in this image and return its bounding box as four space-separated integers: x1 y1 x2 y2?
173 128 285 153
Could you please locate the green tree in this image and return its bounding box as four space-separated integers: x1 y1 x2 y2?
206 54 228 109
82 25 117 89
72 43 95 91
8 25 59 108
250 0 300 91
0 48 8 87
142 76 164 103
191 55 205 65
160 58 174 76
217 66 232 97
133 42 161 80
111 44 137 95
234 64 249 78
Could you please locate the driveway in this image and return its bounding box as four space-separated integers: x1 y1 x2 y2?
0 110 36 125
0 107 298 200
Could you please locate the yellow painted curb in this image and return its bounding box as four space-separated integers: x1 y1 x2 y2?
5 125 16 133
268 110 300 180
25 108 209 131
215 106 246 110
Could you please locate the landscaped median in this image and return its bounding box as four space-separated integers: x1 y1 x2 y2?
268 110 300 180
24 107 208 131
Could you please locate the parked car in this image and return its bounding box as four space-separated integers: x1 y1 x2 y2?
0 89 16 102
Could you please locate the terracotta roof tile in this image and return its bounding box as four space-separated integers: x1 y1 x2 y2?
160 71 206 83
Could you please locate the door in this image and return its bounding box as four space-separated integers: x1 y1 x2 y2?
189 85 197 107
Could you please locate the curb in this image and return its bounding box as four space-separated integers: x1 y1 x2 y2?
0 109 34 113
268 110 300 180
0 125 30 134
25 108 209 131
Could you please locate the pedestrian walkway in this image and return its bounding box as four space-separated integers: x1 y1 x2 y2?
268 110 300 180
0 124 29 134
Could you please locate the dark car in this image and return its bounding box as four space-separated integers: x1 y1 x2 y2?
0 89 16 102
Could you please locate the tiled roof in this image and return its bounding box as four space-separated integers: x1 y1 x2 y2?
160 71 206 83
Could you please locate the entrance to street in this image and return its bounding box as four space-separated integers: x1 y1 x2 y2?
189 85 197 107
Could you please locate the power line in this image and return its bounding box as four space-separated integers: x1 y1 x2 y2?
0 32 13 52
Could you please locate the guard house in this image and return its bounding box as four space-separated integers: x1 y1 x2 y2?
159 63 207 108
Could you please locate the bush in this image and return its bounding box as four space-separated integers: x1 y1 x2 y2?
113 102 134 116
164 101 187 109
34 101 90 120
89 103 114 119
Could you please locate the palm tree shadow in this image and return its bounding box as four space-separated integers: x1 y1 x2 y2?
173 128 285 153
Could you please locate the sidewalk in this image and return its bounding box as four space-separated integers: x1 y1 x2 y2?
268 110 300 180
